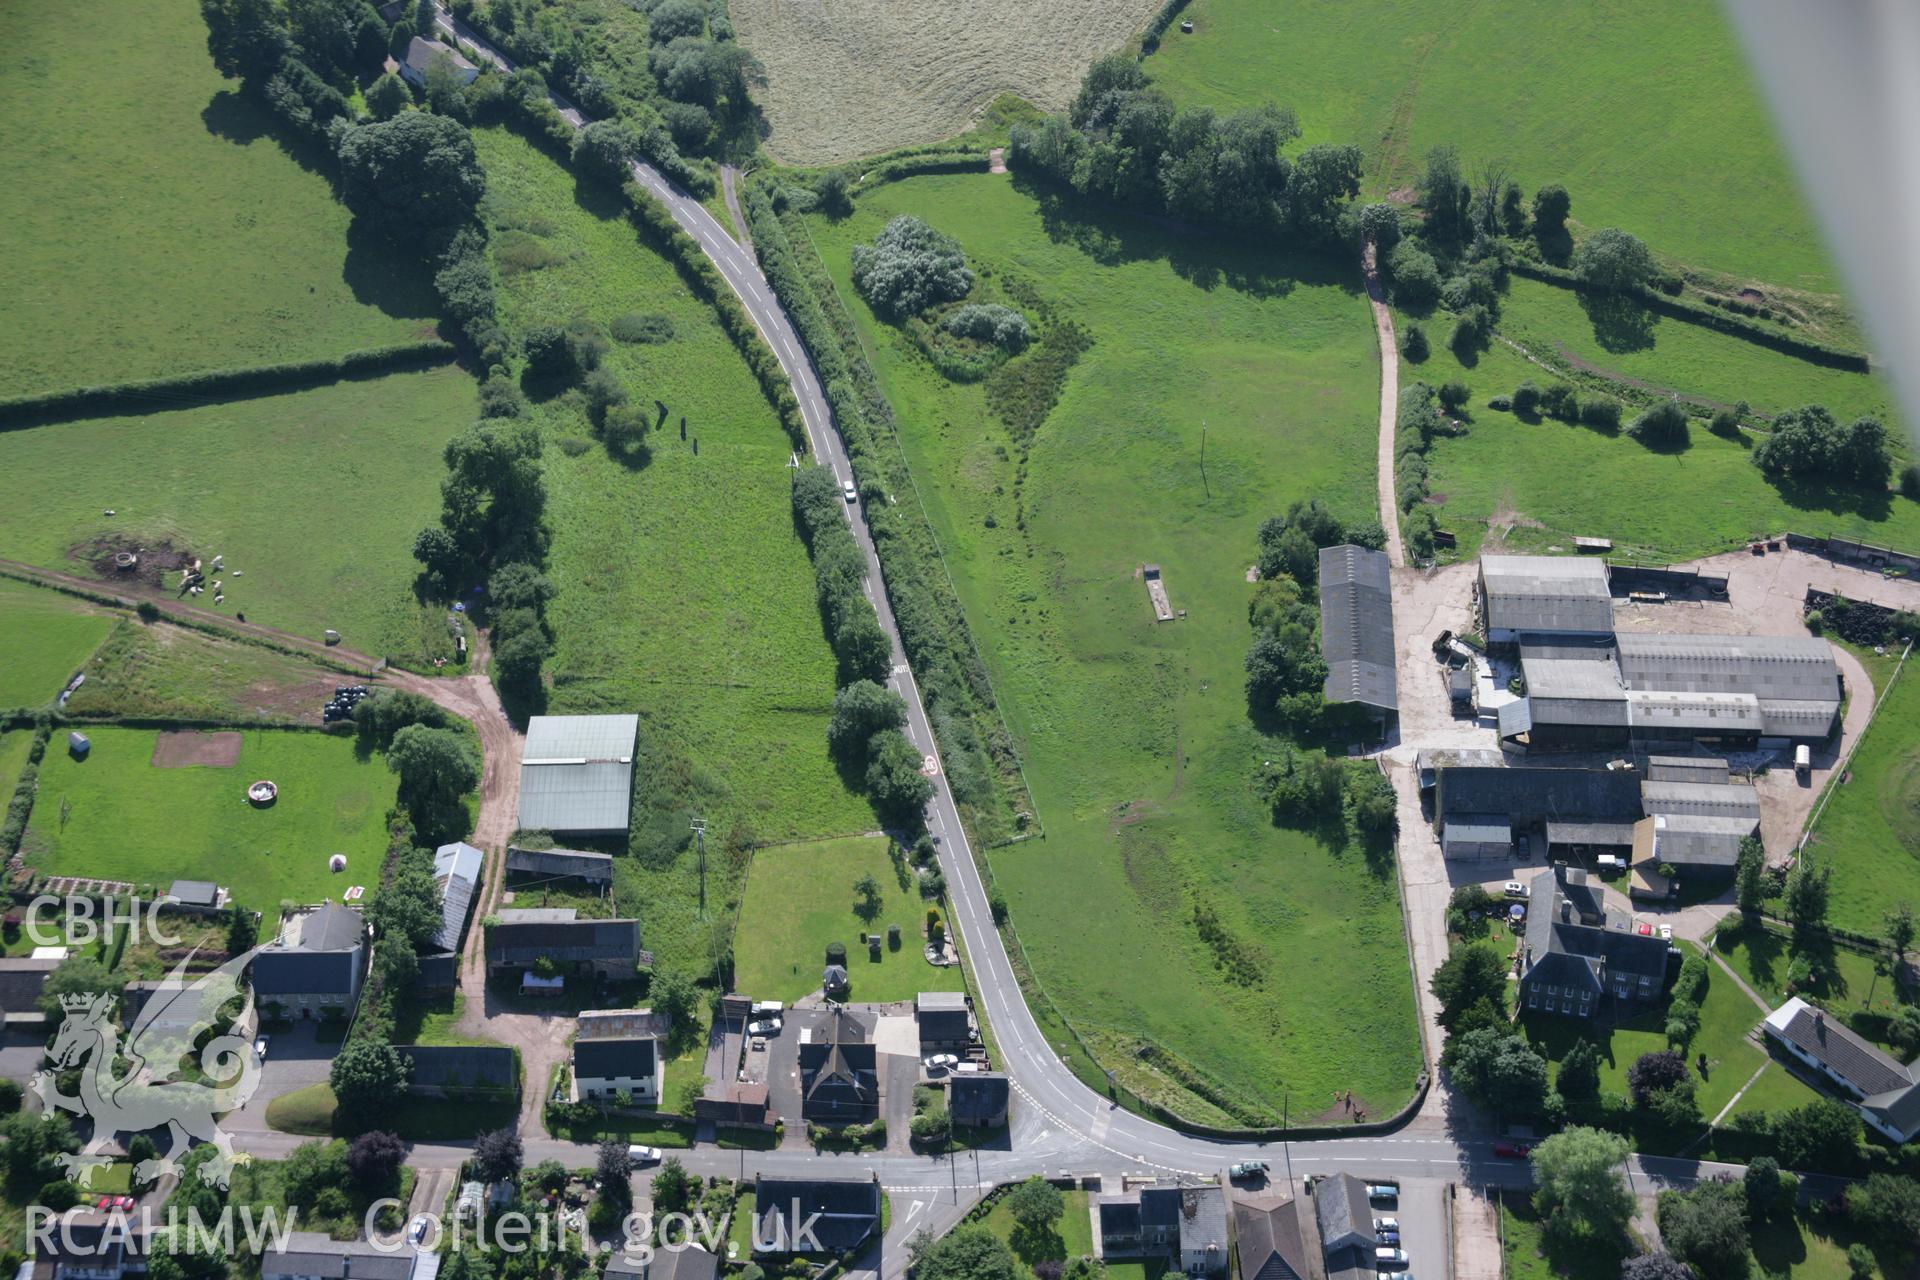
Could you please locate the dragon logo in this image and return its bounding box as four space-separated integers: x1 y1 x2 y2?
32 948 263 1189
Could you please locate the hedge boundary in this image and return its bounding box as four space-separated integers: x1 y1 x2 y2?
0 340 459 428
1508 261 1870 372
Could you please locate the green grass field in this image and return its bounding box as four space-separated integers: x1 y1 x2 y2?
1397 304 1920 562
0 0 439 396
0 366 474 663
805 172 1420 1123
24 726 397 913
1144 0 1837 291
0 732 33 806
733 837 965 1004
1799 663 1920 935
474 127 875 976
61 617 341 723
0 578 115 709
979 1188 1096 1273
1712 923 1903 1042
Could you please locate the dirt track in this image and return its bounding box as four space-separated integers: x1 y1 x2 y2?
1362 244 1407 568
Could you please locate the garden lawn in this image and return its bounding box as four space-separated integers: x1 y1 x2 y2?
732 838 964 1005
0 0 438 396
0 732 33 807
0 367 475 664
806 173 1420 1124
1399 298 1920 565
1525 942 1766 1127
1711 923 1899 1033
1499 1192 1623 1280
474 128 875 977
0 578 116 709
1798 665 1920 935
980 1189 1096 1273
1724 1058 1824 1123
1144 0 1838 291
24 727 398 914
63 618 342 723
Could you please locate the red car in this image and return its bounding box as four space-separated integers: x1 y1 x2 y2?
1492 1141 1531 1158
95 1196 112 1212
1636 923 1653 936
115 1196 135 1212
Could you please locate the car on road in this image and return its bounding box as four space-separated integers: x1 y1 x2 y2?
843 480 858 504
1492 1141 1531 1158
626 1145 662 1164
1502 880 1528 898
1375 1247 1408 1268
747 1019 781 1037
924 1054 959 1073
1373 1217 1398 1232
1227 1160 1269 1181
408 1215 431 1245
254 1035 269 1060
1366 1184 1398 1202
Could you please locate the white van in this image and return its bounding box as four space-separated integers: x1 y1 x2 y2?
1596 854 1626 874
1795 744 1811 781
751 1000 785 1017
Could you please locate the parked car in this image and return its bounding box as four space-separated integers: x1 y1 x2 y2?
1492 1141 1531 1158
626 1145 662 1164
1376 1247 1409 1269
1367 1184 1399 1202
1502 881 1528 899
747 1019 781 1037
1596 854 1626 873
925 1054 959 1072
408 1216 431 1245
95 1197 112 1211
254 1035 269 1060
842 480 858 504
1373 1217 1398 1232
1659 924 1674 941
1377 1229 1401 1246
1515 834 1532 858
1228 1160 1269 1181
1636 922 1653 936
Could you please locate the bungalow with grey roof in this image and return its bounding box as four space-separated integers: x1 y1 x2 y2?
1763 998 1920 1143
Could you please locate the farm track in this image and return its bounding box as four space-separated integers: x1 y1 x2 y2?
1364 245 1407 567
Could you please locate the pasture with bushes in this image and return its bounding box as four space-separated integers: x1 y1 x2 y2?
0 0 439 397
23 727 398 914
0 367 476 665
805 172 1421 1123
472 128 876 976
1144 0 1837 291
0 578 116 710
732 837 965 1005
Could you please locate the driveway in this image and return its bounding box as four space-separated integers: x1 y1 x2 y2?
226 1022 337 1132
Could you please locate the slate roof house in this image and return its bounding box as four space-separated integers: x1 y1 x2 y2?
517 715 639 838
1096 1183 1227 1276
251 902 365 1019
261 1233 426 1280
0 956 62 1028
797 1008 879 1125
1519 866 1671 1019
573 1035 661 1105
752 1177 881 1255
1232 1195 1308 1280
1763 998 1920 1143
396 36 478 89
484 910 640 979
694 1081 776 1130
1477 555 1613 646
948 1073 1009 1128
1317 544 1397 718
603 1247 717 1280
1313 1174 1376 1270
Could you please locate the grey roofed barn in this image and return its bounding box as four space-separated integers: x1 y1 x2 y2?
1436 766 1642 825
506 845 614 885
1642 755 1731 785
1317 544 1397 712
397 1044 518 1091
1640 780 1762 821
517 714 639 836
432 841 484 952
485 916 639 968
262 1232 417 1280
1312 1173 1376 1255
1478 555 1613 636
168 879 221 909
1614 633 1841 701
1645 812 1756 868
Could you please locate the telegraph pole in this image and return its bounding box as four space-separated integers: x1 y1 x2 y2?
1200 421 1211 500
1282 1092 1295 1188
691 818 708 916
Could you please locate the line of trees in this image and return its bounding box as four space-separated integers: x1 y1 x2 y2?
1007 56 1360 245
794 466 933 829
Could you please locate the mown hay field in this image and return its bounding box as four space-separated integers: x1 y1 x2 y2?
806 173 1421 1123
0 0 439 396
0 366 475 663
1146 0 1836 291
473 128 877 976
729 0 1160 164
0 578 117 710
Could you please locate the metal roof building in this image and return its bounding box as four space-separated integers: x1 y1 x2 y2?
432 841 484 953
1317 545 1397 713
1478 555 1613 641
505 844 614 886
517 714 639 837
1615 634 1841 739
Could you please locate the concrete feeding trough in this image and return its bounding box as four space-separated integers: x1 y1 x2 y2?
247 780 278 806
112 552 138 571
1142 564 1175 622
